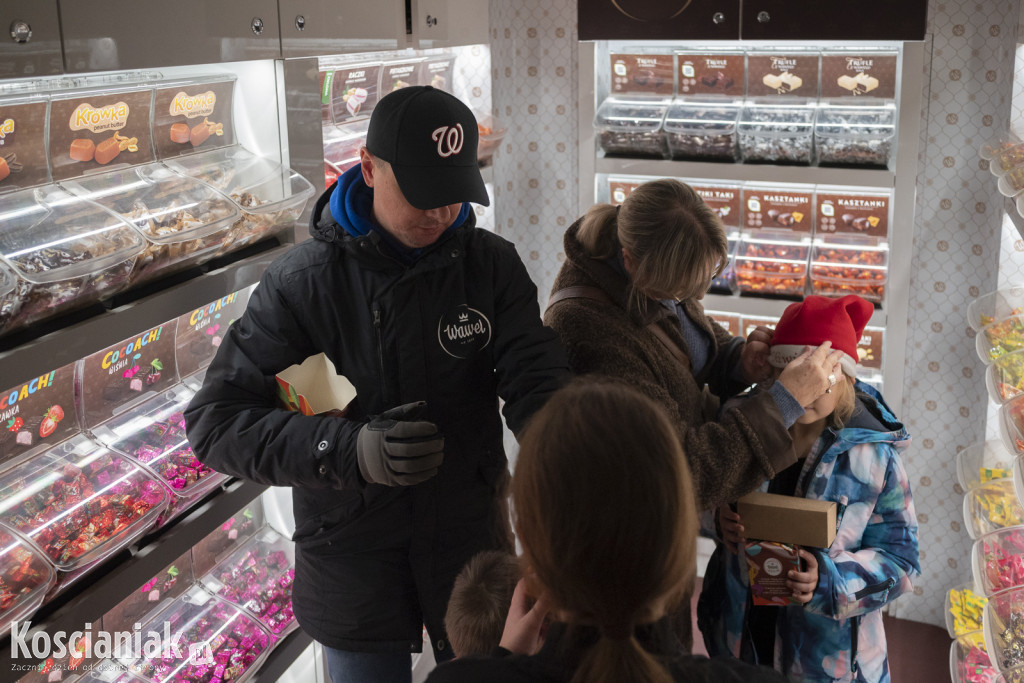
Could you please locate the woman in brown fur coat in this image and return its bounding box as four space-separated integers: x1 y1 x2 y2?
544 179 843 648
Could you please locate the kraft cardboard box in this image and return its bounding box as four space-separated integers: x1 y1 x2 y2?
276 353 356 416
737 491 837 548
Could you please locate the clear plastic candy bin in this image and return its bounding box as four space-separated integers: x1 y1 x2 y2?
0 434 167 571
999 395 1024 456
983 585 1024 673
0 526 57 638
61 164 239 286
963 478 1024 539
814 104 896 168
978 315 1024 365
958 441 1016 492
734 231 810 298
950 630 998 683
738 101 816 165
120 584 274 683
972 526 1024 596
969 287 1024 332
0 185 144 335
809 239 887 304
663 100 741 162
475 111 507 166
989 351 1024 405
164 146 315 256
594 96 670 158
91 384 229 523
946 582 987 637
200 526 296 636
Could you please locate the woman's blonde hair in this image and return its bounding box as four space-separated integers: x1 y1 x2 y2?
828 375 858 430
576 179 729 305
512 379 698 683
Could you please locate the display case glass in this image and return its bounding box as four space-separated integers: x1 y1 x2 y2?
0 434 167 571
61 164 238 285
593 96 670 158
199 526 295 636
0 185 144 335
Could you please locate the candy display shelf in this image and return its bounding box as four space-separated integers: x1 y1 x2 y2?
703 292 887 327
592 156 894 190
0 479 268 674
578 40 924 413
0 242 287 390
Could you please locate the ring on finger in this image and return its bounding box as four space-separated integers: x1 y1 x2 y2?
827 373 837 387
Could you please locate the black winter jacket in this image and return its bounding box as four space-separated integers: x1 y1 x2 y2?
184 186 569 653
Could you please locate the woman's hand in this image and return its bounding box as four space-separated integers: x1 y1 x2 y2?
788 549 820 605
718 505 745 554
740 326 774 383
777 342 846 407
499 578 551 655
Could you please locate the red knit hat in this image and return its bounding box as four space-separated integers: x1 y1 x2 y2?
768 295 874 377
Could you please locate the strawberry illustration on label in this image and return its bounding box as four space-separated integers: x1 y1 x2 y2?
39 405 64 439
6 416 22 432
68 635 88 668
39 658 54 674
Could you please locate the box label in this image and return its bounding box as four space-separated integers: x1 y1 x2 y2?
153 80 235 159
816 192 890 239
0 101 49 191
608 178 642 205
382 60 423 92
692 182 741 228
419 57 455 92
331 64 381 124
0 362 77 467
857 326 884 370
820 53 897 99
747 53 819 98
743 188 813 235
175 287 253 379
676 52 744 96
50 90 155 181
609 53 674 95
80 321 178 429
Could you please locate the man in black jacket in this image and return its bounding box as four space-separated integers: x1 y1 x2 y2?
185 86 568 682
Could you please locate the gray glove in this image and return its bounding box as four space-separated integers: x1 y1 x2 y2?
356 401 444 486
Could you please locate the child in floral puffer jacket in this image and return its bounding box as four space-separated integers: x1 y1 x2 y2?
698 295 920 683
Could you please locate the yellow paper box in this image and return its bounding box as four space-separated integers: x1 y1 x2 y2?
276 353 356 416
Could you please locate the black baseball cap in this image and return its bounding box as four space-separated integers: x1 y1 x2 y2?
366 86 490 210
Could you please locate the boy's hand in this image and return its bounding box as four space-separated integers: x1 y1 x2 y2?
499 578 550 655
788 549 820 604
718 505 745 554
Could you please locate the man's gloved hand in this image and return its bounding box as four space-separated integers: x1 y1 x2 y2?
356 401 444 486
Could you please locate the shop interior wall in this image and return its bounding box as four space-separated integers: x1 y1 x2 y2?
489 0 1019 628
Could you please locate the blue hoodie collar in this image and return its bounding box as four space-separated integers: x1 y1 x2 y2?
328 164 471 264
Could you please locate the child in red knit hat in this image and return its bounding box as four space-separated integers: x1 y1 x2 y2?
698 295 920 683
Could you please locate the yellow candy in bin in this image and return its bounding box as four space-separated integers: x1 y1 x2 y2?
964 479 1024 539
968 286 1024 332
958 442 1015 492
989 349 1024 404
947 583 989 637
1000 395 1024 456
978 315 1024 365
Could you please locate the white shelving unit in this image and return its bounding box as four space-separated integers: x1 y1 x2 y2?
577 40 925 412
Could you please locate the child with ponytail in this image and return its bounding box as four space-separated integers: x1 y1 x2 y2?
427 379 784 683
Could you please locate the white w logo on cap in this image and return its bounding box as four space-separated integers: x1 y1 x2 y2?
432 123 464 158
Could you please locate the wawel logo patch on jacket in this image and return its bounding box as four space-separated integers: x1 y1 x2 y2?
438 304 491 358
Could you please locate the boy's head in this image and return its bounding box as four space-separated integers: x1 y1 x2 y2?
445 550 520 658
768 294 874 427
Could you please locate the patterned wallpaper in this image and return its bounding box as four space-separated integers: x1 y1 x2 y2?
488 0 1021 627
